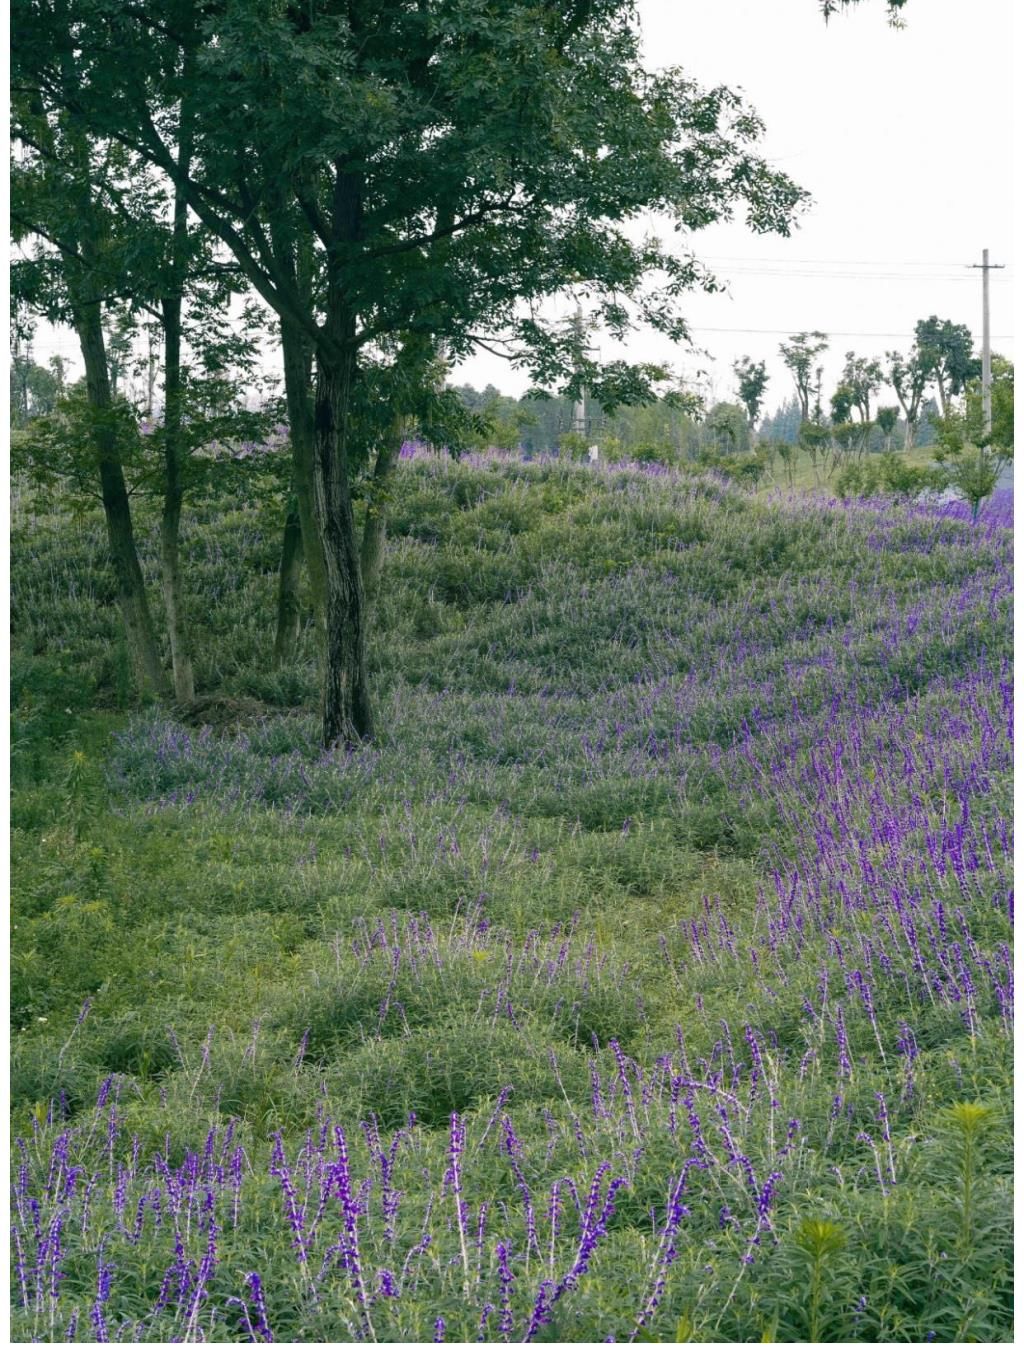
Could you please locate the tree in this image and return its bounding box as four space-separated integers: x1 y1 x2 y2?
9 323 63 427
701 402 749 455
932 357 1012 521
733 356 768 433
967 354 1014 457
780 332 829 421
758 397 802 446
914 316 980 417
829 382 855 426
839 351 883 425
875 405 899 452
885 346 930 450
18 1 810 746
11 95 170 696
12 74 271 703
798 418 831 484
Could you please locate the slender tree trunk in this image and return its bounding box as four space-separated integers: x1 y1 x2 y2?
273 494 304 665
313 330 373 747
75 301 168 696
158 73 197 704
145 327 157 417
281 320 327 625
360 421 403 611
159 295 195 703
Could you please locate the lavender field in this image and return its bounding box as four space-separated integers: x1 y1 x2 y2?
10 458 1013 1341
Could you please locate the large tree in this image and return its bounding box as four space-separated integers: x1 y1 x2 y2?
14 0 911 745
16 0 812 745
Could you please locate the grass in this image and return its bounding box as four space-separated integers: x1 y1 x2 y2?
9 454 1013 1342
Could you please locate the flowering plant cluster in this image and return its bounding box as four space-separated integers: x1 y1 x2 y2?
11 456 1012 1340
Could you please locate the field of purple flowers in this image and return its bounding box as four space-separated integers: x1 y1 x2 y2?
10 458 1012 1341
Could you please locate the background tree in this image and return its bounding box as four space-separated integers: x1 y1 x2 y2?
932 356 1012 521
915 316 979 417
876 404 899 452
9 321 64 426
885 345 930 450
840 351 883 425
733 355 768 434
797 417 831 484
829 382 855 426
701 401 749 456
758 396 802 446
967 354 1014 457
780 332 829 421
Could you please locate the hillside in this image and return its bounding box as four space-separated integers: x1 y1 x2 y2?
10 455 1013 1342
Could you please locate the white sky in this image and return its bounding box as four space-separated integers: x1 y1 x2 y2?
451 0 1016 414
18 0 1016 421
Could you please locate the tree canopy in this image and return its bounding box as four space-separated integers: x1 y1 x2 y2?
11 0 915 745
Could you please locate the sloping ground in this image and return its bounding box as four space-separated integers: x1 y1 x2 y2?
10 459 1012 1342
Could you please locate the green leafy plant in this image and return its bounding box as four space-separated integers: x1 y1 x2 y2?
794 1218 848 1343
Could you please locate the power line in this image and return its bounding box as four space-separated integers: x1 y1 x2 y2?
686 324 1015 339
715 270 986 282
702 254 1014 269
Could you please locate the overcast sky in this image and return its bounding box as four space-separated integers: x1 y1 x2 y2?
451 0 1016 416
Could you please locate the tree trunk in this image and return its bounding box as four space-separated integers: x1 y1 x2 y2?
273 494 304 666
313 336 374 746
281 319 327 627
158 75 197 704
160 295 196 703
75 301 169 697
360 423 402 611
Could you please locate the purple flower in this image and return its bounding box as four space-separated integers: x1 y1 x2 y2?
246 1271 274 1342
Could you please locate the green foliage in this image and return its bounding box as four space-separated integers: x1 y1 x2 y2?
961 355 1014 458
915 316 980 411
733 356 769 430
794 1219 848 1342
9 335 65 428
12 383 143 506
840 351 884 423
15 0 809 422
932 365 1012 522
780 332 829 420
833 452 943 500
700 402 750 456
700 450 769 489
875 404 899 450
797 419 829 449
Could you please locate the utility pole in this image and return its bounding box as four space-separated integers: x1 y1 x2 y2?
969 248 1005 443
571 303 586 439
